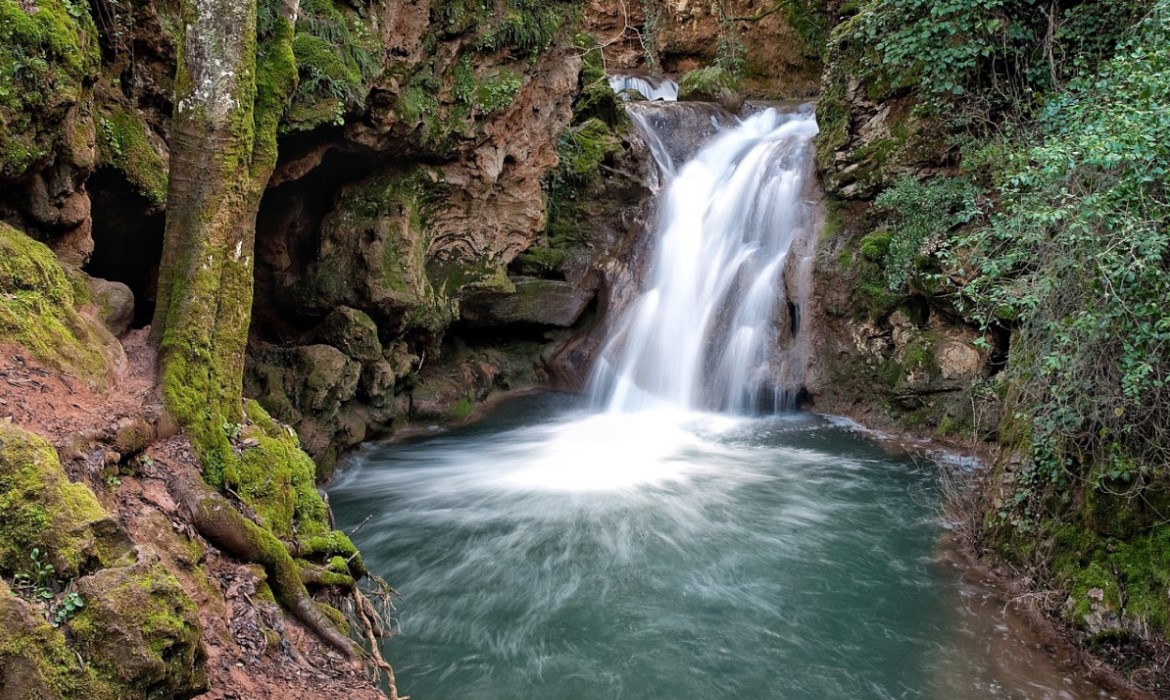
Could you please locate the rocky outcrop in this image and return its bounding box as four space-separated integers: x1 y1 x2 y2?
583 0 824 97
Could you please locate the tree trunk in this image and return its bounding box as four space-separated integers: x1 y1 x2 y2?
153 0 298 483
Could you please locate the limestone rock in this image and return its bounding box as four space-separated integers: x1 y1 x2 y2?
88 276 136 337
461 277 596 328
316 306 382 363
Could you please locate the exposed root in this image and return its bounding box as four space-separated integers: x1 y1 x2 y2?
168 475 358 660
353 582 406 700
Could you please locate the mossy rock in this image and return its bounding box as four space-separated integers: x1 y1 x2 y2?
316 306 382 363
70 551 208 699
0 423 131 578
0 579 120 700
0 222 121 388
678 67 741 110
95 104 168 205
0 0 100 180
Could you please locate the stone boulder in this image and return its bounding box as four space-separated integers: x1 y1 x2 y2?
70 549 207 699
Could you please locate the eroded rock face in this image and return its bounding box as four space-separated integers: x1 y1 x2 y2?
582 0 823 97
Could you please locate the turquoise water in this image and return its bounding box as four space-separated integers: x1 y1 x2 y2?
329 394 1108 699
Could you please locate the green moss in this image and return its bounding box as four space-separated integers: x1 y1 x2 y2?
449 396 474 419
474 68 523 113
0 579 120 700
0 222 116 386
859 230 892 261
281 0 380 132
96 105 168 204
677 66 738 102
224 401 331 540
0 0 99 178
0 421 129 579
69 558 207 697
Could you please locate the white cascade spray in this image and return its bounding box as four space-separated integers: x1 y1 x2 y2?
608 74 679 102
588 106 819 414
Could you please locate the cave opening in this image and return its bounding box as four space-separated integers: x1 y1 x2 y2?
84 168 166 329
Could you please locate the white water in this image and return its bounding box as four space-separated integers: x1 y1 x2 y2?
589 107 819 414
608 74 679 101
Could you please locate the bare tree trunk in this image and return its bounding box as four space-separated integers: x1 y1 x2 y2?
153 0 298 482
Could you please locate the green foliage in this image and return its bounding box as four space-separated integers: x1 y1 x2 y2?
872 176 981 291
284 0 381 131
966 5 1170 519
784 0 832 59
475 0 576 58
833 0 1149 123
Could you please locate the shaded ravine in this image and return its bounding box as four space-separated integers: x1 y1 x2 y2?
328 94 1119 699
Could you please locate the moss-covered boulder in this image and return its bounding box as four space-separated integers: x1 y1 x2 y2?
0 579 120 700
0 0 99 181
315 306 382 363
0 423 130 578
0 222 123 388
70 551 207 699
678 67 742 111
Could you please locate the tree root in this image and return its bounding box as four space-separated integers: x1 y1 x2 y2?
169 476 357 660
353 585 406 700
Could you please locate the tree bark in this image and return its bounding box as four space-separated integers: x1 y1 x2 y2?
152 0 298 483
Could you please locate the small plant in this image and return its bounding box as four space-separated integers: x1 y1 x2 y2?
13 548 56 595
11 548 85 626
52 591 85 627
222 421 242 440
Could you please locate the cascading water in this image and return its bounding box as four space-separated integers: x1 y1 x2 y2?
607 74 679 101
589 106 818 414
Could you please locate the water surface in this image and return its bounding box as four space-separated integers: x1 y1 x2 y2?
330 394 1109 699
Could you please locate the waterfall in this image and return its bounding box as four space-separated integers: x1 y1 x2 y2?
588 104 819 414
608 74 679 102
